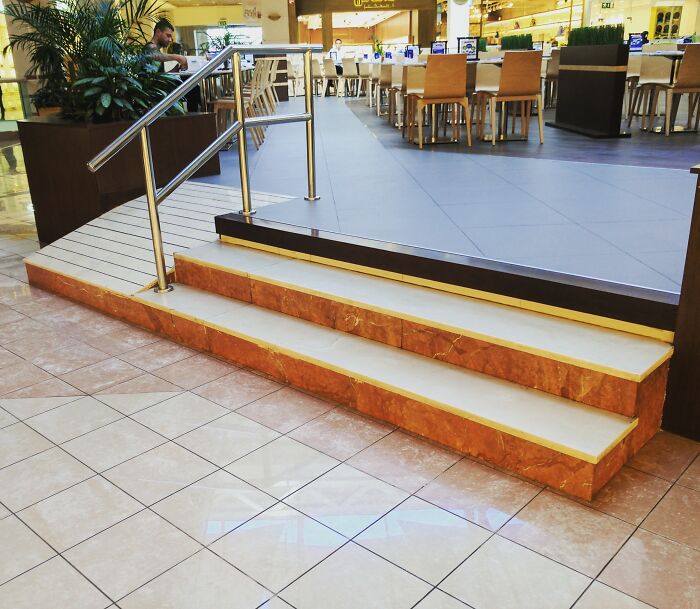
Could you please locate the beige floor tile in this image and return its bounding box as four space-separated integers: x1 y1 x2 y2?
280 541 431 609
500 491 634 577
210 503 345 592
24 397 122 444
678 454 700 491
0 422 52 468
580 466 672 525
118 549 272 609
0 557 111 609
260 598 295 609
414 589 471 609
32 343 109 375
225 437 338 499
356 495 490 584
0 447 94 511
628 431 700 481
236 387 333 434
0 346 23 369
347 431 460 494
132 392 228 439
192 369 281 410
64 510 200 602
94 390 182 415
18 477 142 552
119 340 198 372
0 360 52 395
286 463 408 537
96 372 183 396
0 378 84 399
289 407 393 460
441 535 590 609
60 358 142 394
152 353 236 390
641 484 700 550
573 582 655 609
82 326 160 357
599 529 700 609
0 407 18 429
0 317 47 346
0 515 55 584
0 395 81 420
0 305 24 326
176 411 279 466
0 503 9 519
62 418 166 472
103 442 216 506
152 470 276 544
417 458 540 531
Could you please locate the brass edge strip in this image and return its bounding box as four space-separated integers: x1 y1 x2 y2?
559 65 628 72
219 236 675 343
180 248 674 380
132 291 636 464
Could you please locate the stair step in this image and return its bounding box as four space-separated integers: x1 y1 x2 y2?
174 241 672 416
133 284 637 500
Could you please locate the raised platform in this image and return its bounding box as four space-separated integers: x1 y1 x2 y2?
24 196 674 499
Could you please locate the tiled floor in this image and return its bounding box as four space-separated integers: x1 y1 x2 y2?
197 98 695 292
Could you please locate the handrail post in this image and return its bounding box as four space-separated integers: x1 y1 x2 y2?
139 128 172 293
232 50 254 216
303 49 320 201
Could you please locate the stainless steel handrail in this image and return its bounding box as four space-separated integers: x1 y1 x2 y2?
85 43 322 293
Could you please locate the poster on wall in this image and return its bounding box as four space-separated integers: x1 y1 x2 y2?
242 0 261 23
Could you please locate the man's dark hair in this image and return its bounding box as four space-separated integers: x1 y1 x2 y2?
335 38 342 43
155 18 174 33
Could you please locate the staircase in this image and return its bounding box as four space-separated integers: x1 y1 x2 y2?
25 232 673 501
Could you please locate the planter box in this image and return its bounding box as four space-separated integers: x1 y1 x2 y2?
548 44 629 138
18 113 221 244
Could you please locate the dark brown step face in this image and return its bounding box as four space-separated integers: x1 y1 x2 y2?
25 260 648 501
174 254 669 419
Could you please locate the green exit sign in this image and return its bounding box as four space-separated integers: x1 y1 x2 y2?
601 1 614 7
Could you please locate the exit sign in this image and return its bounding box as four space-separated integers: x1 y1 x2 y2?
601 2 614 7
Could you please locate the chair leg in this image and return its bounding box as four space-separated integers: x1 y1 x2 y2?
490 99 497 146
462 100 471 147
665 89 673 136
418 101 426 149
536 94 544 144
628 87 640 128
649 88 660 131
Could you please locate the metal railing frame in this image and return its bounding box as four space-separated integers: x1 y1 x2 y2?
87 44 322 293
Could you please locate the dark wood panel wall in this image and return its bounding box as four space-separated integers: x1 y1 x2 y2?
664 168 700 441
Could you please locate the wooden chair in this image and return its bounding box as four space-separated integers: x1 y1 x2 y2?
287 56 304 97
341 58 360 96
409 54 471 149
650 44 700 135
376 63 393 116
626 53 642 118
357 62 371 98
322 58 340 96
402 65 425 140
627 55 674 129
477 50 544 145
368 63 381 107
311 58 324 96
542 48 560 108
387 64 404 127
473 62 500 137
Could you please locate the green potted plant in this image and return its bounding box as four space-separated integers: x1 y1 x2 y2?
3 0 220 243
549 24 629 138
500 34 533 51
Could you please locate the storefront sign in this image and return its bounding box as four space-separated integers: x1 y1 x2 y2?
601 2 614 8
352 0 396 8
242 0 262 22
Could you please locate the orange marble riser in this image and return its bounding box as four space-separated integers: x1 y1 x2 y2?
27 262 641 500
174 256 667 419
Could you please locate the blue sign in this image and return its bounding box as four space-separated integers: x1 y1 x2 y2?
431 41 447 54
628 33 643 51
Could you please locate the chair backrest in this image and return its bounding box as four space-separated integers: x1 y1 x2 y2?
498 50 542 96
422 54 468 99
379 63 392 86
405 65 426 95
323 58 337 77
546 48 560 78
311 59 323 78
358 62 371 77
391 64 403 88
480 50 503 60
642 42 679 52
639 55 673 82
342 57 358 77
371 63 382 80
675 44 700 88
627 53 642 77
475 62 500 91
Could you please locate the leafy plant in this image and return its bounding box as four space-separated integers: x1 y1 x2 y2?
500 34 533 50
372 38 384 57
2 0 180 118
568 24 624 46
199 26 245 54
478 37 487 52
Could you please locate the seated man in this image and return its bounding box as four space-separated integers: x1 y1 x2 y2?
144 19 201 113
329 38 344 75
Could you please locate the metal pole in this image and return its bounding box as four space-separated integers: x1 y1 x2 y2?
139 128 172 293
303 49 320 201
232 50 254 216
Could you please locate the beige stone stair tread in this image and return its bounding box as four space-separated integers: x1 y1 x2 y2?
135 285 636 464
175 241 673 381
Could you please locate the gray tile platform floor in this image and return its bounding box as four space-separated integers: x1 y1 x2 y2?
193 97 697 293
